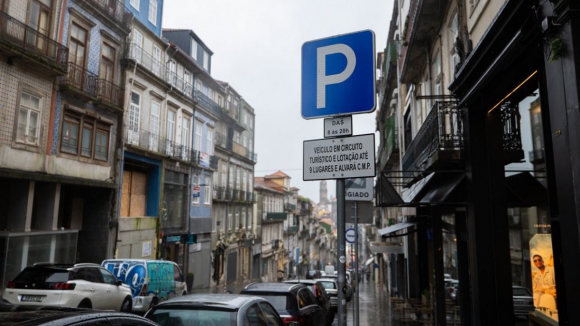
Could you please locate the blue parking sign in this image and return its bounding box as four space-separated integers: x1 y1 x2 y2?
301 30 376 119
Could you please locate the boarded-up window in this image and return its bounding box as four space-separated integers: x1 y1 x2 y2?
121 170 147 217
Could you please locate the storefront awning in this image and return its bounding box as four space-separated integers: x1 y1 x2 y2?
369 242 404 253
505 172 548 207
378 222 416 236
375 173 404 207
402 172 466 205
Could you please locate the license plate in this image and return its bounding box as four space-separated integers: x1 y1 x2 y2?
21 295 43 302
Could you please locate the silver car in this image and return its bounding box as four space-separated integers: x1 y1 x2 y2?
145 294 285 326
513 285 534 316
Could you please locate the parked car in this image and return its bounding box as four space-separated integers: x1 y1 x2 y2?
315 278 341 318
306 270 321 279
445 279 459 301
145 293 284 326
102 259 188 313
513 285 534 317
241 282 326 326
2 263 133 312
0 303 158 326
284 279 333 325
318 274 353 302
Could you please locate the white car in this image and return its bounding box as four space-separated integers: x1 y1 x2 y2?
2 262 133 312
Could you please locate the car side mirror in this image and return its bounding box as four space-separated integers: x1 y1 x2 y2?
117 280 123 286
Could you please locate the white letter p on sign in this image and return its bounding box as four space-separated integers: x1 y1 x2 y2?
316 44 356 109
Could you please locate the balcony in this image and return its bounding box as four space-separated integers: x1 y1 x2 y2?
193 89 223 117
124 126 219 166
401 100 462 185
166 70 192 97
285 225 298 235
399 0 451 84
299 229 309 238
79 0 132 33
0 10 68 76
284 203 296 212
59 63 123 111
265 212 287 222
126 43 166 79
213 186 226 200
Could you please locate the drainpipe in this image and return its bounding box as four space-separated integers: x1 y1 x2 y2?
113 17 137 258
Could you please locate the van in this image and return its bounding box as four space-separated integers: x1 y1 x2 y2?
324 265 335 275
102 259 187 313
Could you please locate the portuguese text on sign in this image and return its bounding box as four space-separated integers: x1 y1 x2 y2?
303 134 375 180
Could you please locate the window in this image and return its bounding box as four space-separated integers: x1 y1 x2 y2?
192 174 200 205
16 92 41 145
204 179 211 205
129 91 140 133
194 120 203 151
182 116 191 148
61 110 110 161
191 39 198 60
152 45 161 76
202 50 209 70
220 164 227 188
167 110 175 142
206 128 213 155
148 0 157 26
228 213 233 230
27 0 51 51
99 42 115 83
184 71 191 92
150 100 160 151
132 29 143 63
69 22 88 67
130 0 140 10
168 60 176 86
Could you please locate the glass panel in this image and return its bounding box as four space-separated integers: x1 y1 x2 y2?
81 125 92 157
28 111 38 143
61 118 79 154
95 130 108 160
17 108 27 142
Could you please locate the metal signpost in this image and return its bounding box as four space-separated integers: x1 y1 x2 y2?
301 30 375 326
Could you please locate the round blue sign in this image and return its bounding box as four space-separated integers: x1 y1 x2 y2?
345 228 356 244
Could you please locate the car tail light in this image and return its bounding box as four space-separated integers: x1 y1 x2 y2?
6 281 15 288
139 284 148 296
449 288 454 293
283 316 305 326
53 283 76 290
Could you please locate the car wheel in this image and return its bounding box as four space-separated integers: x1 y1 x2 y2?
121 297 132 313
78 299 92 309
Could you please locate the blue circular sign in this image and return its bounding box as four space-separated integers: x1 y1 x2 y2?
346 228 356 244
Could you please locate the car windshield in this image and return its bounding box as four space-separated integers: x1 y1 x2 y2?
148 308 236 326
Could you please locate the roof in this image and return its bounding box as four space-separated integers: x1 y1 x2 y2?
156 294 266 310
265 171 289 178
242 282 304 293
254 177 286 195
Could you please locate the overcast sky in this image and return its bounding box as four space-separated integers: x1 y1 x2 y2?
163 1 392 202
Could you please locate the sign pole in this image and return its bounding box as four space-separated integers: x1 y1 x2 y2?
337 179 346 326
354 201 360 326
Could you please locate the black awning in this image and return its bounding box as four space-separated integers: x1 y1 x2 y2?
505 172 548 207
375 172 404 207
402 172 466 205
378 222 416 236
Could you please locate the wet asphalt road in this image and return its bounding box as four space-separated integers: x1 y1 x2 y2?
334 280 390 326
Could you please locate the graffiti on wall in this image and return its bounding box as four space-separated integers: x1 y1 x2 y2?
103 260 176 300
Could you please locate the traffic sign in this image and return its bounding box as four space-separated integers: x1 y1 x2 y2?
324 116 352 138
346 228 355 244
345 178 374 201
301 30 376 119
303 134 375 180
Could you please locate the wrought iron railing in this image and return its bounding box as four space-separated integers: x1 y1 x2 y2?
95 78 123 106
61 62 98 95
124 126 218 166
500 102 523 151
88 0 132 29
401 100 462 174
127 43 165 78
0 10 68 70
213 186 226 200
193 89 222 117
215 131 233 151
245 192 254 202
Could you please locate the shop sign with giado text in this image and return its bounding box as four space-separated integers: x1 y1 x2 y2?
303 134 375 181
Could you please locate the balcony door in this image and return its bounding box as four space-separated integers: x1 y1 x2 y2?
68 22 88 89
128 91 140 145
27 0 51 53
149 100 160 152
